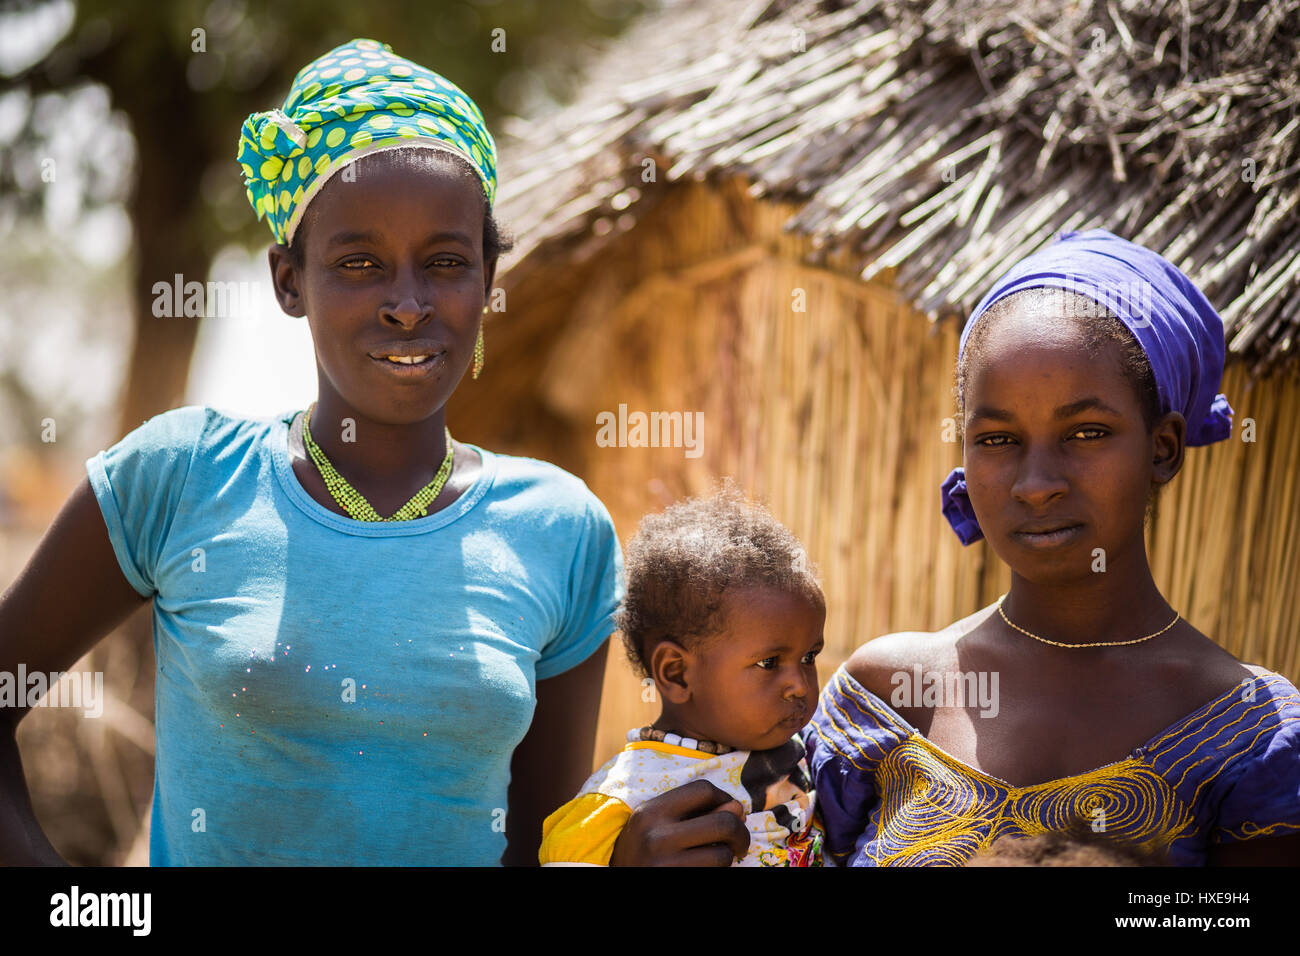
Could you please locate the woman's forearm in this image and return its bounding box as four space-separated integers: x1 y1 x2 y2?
0 719 67 865
0 477 151 866
502 640 609 866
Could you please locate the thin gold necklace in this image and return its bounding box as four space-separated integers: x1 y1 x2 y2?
997 594 1179 648
300 401 454 521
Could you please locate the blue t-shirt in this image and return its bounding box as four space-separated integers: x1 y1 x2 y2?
85 405 624 865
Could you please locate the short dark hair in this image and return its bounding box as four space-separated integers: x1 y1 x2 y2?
618 481 824 679
956 287 1162 436
286 147 513 268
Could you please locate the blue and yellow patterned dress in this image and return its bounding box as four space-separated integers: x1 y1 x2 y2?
805 666 1300 866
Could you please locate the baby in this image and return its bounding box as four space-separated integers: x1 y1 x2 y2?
540 483 826 866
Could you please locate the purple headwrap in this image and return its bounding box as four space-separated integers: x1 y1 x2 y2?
941 229 1233 545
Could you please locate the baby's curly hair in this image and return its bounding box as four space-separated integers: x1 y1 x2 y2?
618 480 824 679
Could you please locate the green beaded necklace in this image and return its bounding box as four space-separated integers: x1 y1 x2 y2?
300 401 455 521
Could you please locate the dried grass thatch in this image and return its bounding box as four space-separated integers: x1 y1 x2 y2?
497 0 1300 375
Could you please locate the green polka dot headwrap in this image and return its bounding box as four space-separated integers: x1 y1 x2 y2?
237 38 497 245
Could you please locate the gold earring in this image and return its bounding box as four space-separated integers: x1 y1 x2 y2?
472 326 484 380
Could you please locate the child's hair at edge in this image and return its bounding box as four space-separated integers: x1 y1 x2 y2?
618 479 825 680
286 147 513 267
963 824 1168 867
955 287 1161 438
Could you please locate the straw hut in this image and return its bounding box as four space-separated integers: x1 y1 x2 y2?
446 0 1300 758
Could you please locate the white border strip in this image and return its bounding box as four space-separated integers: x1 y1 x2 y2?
283 138 488 245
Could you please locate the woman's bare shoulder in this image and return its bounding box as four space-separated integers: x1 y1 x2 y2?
1188 631 1275 681
1150 627 1282 702
844 603 999 700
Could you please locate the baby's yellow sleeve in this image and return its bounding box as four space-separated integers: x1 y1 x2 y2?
539 792 634 866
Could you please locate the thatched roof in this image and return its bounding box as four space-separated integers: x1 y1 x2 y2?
496 0 1300 376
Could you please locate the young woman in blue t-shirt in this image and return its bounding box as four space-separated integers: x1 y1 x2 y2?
0 39 625 866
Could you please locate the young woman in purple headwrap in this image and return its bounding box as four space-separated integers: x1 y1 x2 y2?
609 230 1300 867
803 230 1300 867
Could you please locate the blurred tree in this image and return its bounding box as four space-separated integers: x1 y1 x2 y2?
1 0 650 439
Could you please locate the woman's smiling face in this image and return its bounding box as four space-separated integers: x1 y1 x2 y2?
960 296 1184 584
271 149 493 424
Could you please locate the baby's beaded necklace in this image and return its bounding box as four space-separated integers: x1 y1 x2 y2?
631 726 734 755
300 401 455 521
